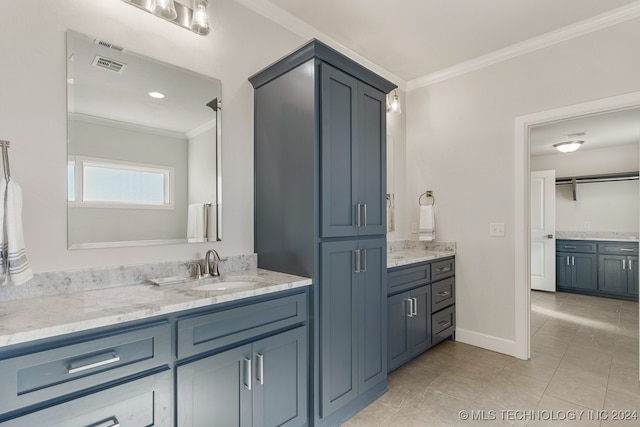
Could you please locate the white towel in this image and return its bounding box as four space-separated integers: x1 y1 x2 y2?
418 205 435 241
187 203 206 242
0 179 33 286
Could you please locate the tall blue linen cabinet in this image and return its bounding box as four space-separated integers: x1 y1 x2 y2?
250 40 397 426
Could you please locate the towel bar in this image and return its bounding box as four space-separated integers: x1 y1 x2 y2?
418 190 435 206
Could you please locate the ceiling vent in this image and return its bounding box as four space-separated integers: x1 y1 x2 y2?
94 39 125 52
92 55 127 74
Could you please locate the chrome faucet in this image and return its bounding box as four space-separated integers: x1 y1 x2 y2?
204 249 222 277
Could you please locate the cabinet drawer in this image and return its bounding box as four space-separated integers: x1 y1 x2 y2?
556 241 596 253
431 258 455 282
432 305 455 343
598 243 638 255
1 370 171 426
177 292 307 359
432 278 455 312
0 321 171 414
388 263 430 294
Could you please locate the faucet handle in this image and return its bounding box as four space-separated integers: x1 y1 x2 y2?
186 262 202 279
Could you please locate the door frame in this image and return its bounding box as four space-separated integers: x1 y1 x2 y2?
513 90 640 360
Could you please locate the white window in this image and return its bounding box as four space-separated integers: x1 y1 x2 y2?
68 156 174 209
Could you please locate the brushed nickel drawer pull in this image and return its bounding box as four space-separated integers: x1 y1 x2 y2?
436 267 451 273
563 245 577 249
438 320 452 328
437 291 450 297
412 297 418 316
620 248 634 252
361 249 367 272
356 204 362 227
256 353 264 385
406 298 414 318
243 357 252 390
67 352 120 374
623 259 626 270
91 417 120 427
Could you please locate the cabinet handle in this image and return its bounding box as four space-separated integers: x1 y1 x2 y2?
361 249 367 272
623 259 626 270
91 418 120 427
363 203 367 227
354 250 361 273
256 353 264 385
67 352 120 374
437 291 450 297
563 246 577 249
436 267 451 273
620 248 634 252
356 204 362 227
243 357 252 391
406 298 414 317
572 256 575 266
412 297 418 316
566 256 569 266
439 320 452 329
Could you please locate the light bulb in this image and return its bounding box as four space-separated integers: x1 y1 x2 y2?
553 140 584 153
190 0 210 35
150 0 178 20
388 92 402 114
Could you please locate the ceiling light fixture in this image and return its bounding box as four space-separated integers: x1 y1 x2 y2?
387 91 402 115
553 140 584 153
148 91 166 99
122 0 211 36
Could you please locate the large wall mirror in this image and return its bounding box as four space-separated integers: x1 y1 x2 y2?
66 31 222 249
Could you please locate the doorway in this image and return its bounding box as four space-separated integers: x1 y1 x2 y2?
514 91 640 363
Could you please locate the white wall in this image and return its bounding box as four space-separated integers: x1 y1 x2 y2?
406 18 640 352
0 0 307 273
532 144 639 233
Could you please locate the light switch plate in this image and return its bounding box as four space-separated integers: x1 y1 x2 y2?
490 223 505 237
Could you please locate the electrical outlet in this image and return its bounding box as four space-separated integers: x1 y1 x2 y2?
410 222 418 233
489 223 505 237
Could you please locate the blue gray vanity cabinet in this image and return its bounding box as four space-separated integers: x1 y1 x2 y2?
176 291 308 427
176 327 307 427
555 241 597 291
250 39 395 426
387 257 456 372
0 320 172 425
598 242 639 298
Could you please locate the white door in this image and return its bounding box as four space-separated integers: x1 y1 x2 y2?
531 170 556 291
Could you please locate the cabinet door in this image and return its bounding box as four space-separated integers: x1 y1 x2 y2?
599 255 627 294
320 64 359 238
356 83 387 236
320 240 358 417
556 253 572 288
253 327 307 427
573 253 597 290
358 239 387 393
410 285 431 356
629 256 638 297
176 345 252 427
387 292 411 372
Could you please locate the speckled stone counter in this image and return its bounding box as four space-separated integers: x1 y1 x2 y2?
556 231 639 242
0 268 311 348
387 240 456 268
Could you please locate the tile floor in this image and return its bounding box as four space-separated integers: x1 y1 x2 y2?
344 291 640 426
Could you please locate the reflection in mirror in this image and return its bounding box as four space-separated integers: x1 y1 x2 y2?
387 134 395 232
66 31 222 249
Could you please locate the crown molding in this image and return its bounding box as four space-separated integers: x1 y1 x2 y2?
408 1 640 91
234 0 407 90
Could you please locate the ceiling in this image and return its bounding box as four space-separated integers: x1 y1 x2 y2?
237 0 640 87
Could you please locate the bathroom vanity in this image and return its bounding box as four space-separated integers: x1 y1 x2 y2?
0 271 310 426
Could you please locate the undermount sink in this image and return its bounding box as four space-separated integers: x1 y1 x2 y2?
193 281 257 291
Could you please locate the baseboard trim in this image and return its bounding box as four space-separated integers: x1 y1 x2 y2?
456 328 526 359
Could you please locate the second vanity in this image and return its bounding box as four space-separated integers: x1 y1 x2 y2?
0 269 311 426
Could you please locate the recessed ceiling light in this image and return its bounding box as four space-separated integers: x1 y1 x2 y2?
148 91 165 99
553 140 584 153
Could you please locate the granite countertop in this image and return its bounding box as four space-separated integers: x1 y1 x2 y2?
387 248 455 268
557 237 639 243
0 269 311 348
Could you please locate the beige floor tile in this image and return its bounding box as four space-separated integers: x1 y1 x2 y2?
608 362 640 399
545 367 607 409
528 394 601 427
601 389 640 427
531 333 571 358
427 372 487 402
501 352 562 383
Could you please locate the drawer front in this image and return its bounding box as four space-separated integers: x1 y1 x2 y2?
388 263 430 295
432 305 455 344
598 242 639 256
432 278 455 312
177 292 307 359
1 370 172 426
556 240 596 253
0 321 171 414
431 258 455 282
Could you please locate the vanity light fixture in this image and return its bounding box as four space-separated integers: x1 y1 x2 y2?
387 91 402 114
122 0 211 36
553 140 584 153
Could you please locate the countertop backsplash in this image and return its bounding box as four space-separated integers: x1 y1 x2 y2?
0 253 257 302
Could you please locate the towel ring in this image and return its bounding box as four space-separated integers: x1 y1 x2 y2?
418 191 435 206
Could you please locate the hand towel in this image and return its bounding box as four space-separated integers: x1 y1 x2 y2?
187 203 206 242
418 205 435 241
0 179 33 286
